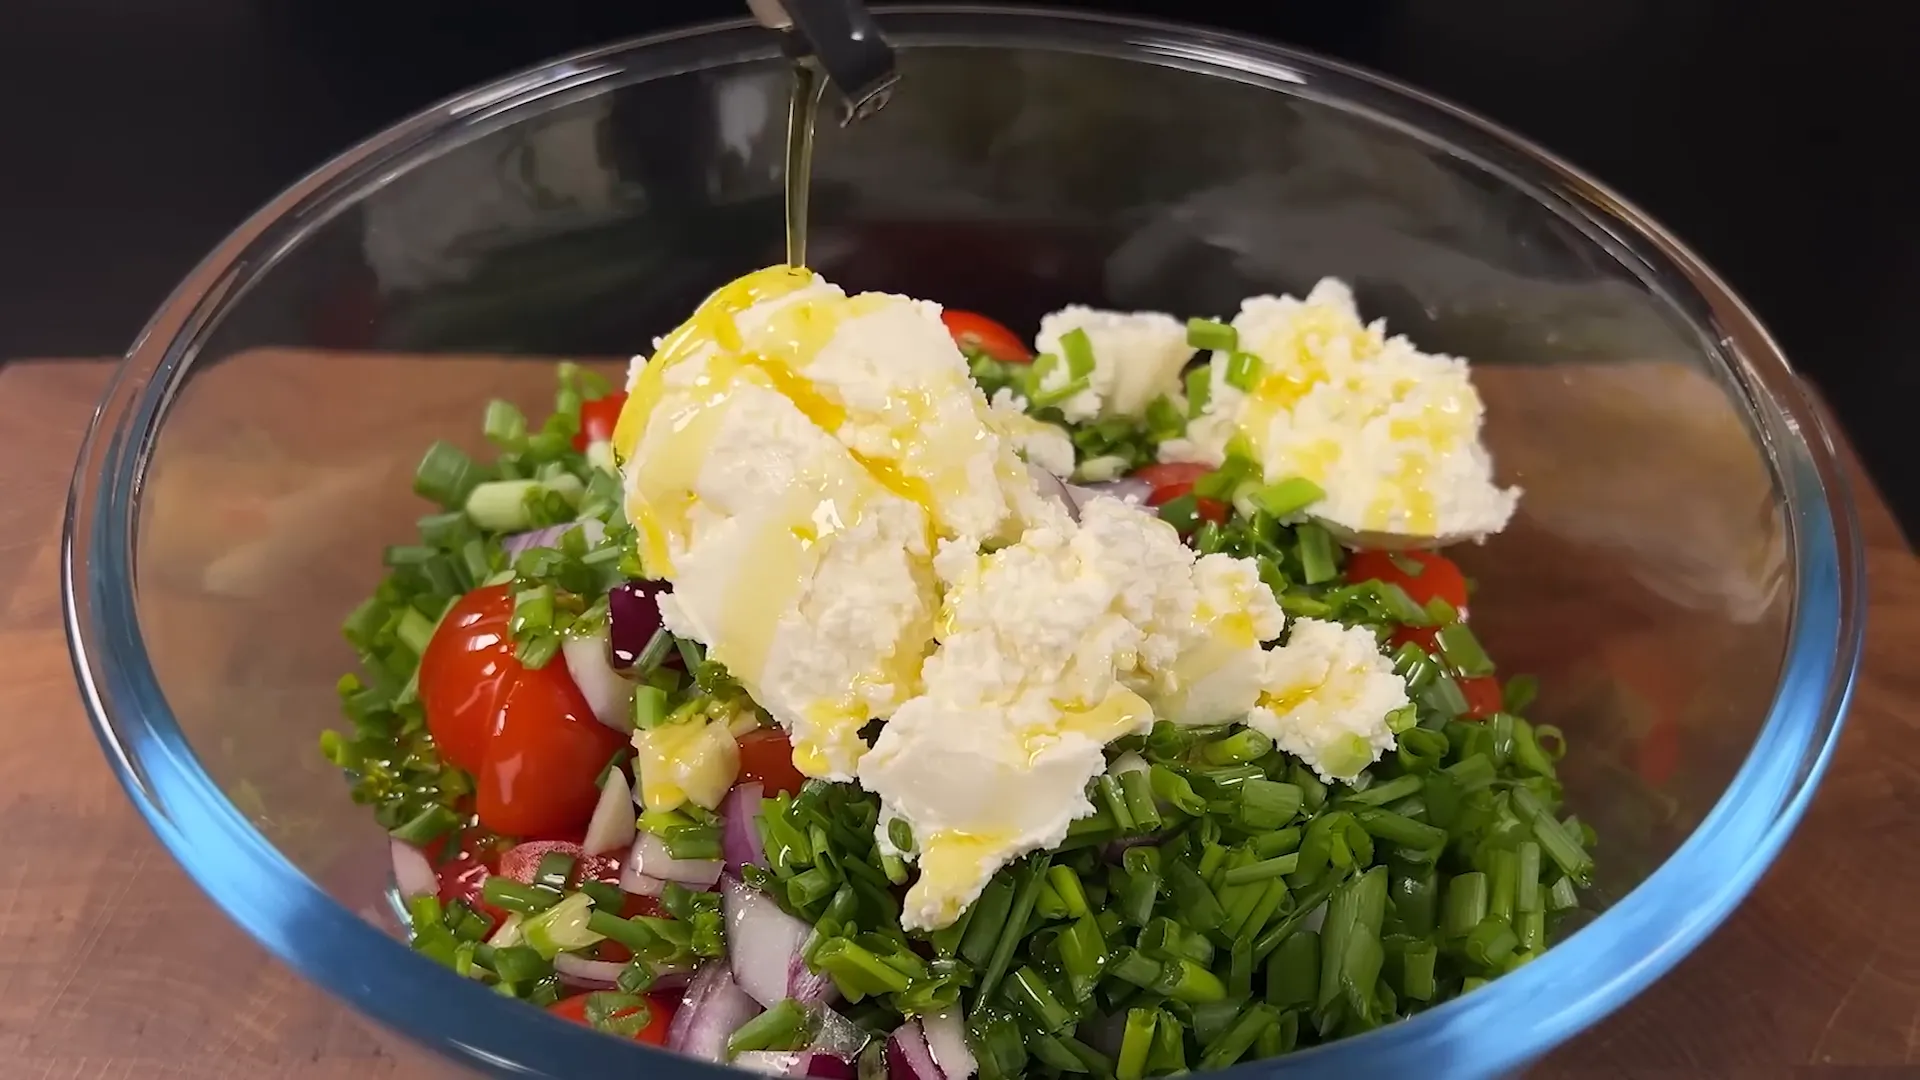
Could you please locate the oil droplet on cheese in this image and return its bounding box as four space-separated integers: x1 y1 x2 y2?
917 828 1018 926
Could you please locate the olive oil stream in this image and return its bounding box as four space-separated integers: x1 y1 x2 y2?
783 60 827 268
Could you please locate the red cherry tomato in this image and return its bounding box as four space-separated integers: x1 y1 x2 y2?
1344 550 1470 616
547 991 677 1046
498 840 623 887
434 828 512 928
1457 675 1505 720
572 391 628 452
1133 462 1211 498
1387 624 1441 654
941 310 1033 364
419 585 628 838
735 728 809 797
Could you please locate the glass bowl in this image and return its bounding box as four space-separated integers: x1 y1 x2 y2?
64 7 1864 1078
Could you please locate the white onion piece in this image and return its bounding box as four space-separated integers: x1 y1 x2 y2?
583 769 636 856
390 839 438 901
628 830 723 887
1073 477 1153 506
735 1052 807 1077
553 953 625 989
723 876 814 1007
812 1005 869 1059
668 962 763 1062
921 1010 975 1080
885 1021 944 1080
562 631 634 733
722 781 769 873
1107 751 1150 778
619 867 667 896
1026 461 1080 521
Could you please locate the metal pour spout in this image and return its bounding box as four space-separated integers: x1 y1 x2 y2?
747 0 898 123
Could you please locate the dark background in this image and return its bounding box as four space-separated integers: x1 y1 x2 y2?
4 0 1916 533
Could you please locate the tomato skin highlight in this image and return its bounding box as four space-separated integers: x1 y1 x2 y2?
572 391 628 451
547 991 677 1045
1134 462 1211 498
941 310 1033 364
735 728 809 797
1344 550 1470 616
420 584 628 838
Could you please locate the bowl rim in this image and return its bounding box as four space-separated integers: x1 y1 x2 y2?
63 6 1866 1078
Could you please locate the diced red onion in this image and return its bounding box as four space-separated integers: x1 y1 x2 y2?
722 782 769 873
562 631 634 733
553 953 625 989
668 962 763 1062
789 948 839 1009
722 876 818 1007
584 768 636 856
1027 461 1080 521
627 830 723 888
886 1021 944 1080
390 839 438 901
1072 477 1153 506
921 1010 975 1080
501 525 565 560
609 580 673 669
812 1006 870 1059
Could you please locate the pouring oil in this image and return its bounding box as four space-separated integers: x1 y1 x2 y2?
783 60 828 268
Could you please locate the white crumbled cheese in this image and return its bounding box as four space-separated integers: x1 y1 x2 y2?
1246 618 1410 783
618 267 1045 780
1033 307 1196 422
861 498 1261 931
1160 278 1518 547
1146 553 1287 727
986 390 1076 478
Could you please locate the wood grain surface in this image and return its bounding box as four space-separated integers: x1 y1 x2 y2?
1 356 1914 1080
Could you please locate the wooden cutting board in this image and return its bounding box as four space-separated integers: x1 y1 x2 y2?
1 356 1914 1079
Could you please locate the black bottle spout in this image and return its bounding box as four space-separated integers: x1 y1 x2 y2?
747 0 898 123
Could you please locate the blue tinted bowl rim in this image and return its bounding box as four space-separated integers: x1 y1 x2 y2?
62 7 1865 1078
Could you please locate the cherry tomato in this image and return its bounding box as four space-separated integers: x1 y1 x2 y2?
941 310 1033 364
434 828 511 928
1457 675 1504 720
498 840 622 888
1387 624 1440 655
735 728 809 797
547 991 677 1046
419 585 628 838
1133 462 1211 499
572 391 628 452
1344 550 1470 617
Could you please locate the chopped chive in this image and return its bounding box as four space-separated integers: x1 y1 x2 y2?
1465 916 1519 968
464 478 540 532
728 998 814 1056
978 856 1050 1004
532 851 576 892
1354 807 1447 850
484 400 529 448
1223 350 1264 392
1222 853 1299 887
1547 874 1580 912
1265 929 1319 1008
1186 317 1237 352
490 944 551 984
1005 966 1077 1033
1249 477 1325 518
959 874 1017 968
482 876 560 916
1199 1001 1275 1070
1435 623 1495 677
1442 872 1489 938
1503 673 1540 713
1488 847 1519 924
1060 328 1097 380
1296 523 1337 584
388 803 459 845
415 441 486 508
1516 841 1543 913
1118 770 1161 834
1512 785 1594 886
1116 1008 1157 1080
1165 860 1224 932
1185 367 1213 417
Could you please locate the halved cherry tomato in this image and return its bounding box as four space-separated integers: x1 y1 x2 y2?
498 840 622 888
1344 550 1470 617
1457 675 1504 720
434 828 512 928
572 391 629 452
1133 462 1212 498
419 585 628 838
735 728 809 797
941 310 1033 364
547 991 677 1046
1387 624 1441 654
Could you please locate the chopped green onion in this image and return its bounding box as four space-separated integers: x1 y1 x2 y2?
484 400 529 448
1249 477 1325 518
1547 875 1580 912
1503 673 1540 713
1435 623 1495 677
977 856 1050 1004
1442 872 1489 939
1186 317 1237 352
1400 940 1438 1000
1265 929 1319 1008
728 999 815 1055
415 441 486 508
1354 807 1447 851
1005 967 1077 1033
1116 1007 1157 1080
958 875 1016 968
1224 350 1264 392
482 877 561 916
464 478 541 532
1465 917 1519 968
1165 860 1225 932
1512 785 1594 886
1199 1002 1276 1070
1185 367 1213 417
1059 328 1097 379
490 944 550 984
1236 779 1303 831
532 852 576 892
388 803 459 845
1222 853 1299 886
1296 523 1337 585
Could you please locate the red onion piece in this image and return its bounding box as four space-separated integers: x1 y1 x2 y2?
583 768 636 856
805 1053 859 1079
789 948 839 1009
920 1010 975 1080
722 782 768 874
886 1021 944 1080
619 867 667 896
668 961 763 1062
609 580 674 669
501 525 565 560
553 953 625 989
734 1052 857 1079
562 631 634 733
390 839 438 901
1072 477 1153 506
627 830 723 887
722 876 820 1008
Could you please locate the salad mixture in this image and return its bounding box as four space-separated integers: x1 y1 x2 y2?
324 266 1594 1077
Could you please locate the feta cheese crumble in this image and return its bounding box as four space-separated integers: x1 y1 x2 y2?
1033 306 1195 422
1160 278 1518 547
1247 617 1411 783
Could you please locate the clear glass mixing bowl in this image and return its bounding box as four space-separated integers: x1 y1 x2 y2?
64 8 1865 1078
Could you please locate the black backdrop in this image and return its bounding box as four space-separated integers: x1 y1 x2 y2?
4 0 1916 534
